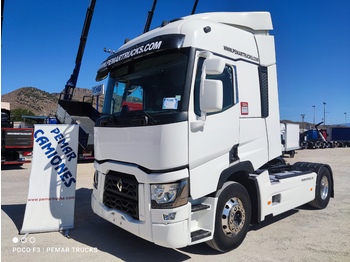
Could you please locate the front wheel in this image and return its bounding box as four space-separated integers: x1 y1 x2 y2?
207 182 251 252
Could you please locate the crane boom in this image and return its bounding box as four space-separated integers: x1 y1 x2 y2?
63 0 96 101
143 0 157 33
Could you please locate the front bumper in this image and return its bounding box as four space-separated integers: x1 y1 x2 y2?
91 191 191 248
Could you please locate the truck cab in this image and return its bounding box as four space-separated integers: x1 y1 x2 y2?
91 12 333 252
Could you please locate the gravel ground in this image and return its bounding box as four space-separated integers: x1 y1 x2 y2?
1 148 349 261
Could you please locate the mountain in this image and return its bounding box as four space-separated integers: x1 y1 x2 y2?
2 87 348 127
1 87 99 116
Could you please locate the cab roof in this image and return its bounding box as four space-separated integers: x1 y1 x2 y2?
182 12 273 32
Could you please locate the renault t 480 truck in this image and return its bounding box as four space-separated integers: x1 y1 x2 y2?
91 12 334 252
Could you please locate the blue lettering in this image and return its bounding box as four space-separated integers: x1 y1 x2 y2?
54 133 64 141
61 146 73 154
34 128 77 188
58 138 69 149
35 136 49 146
50 155 62 166
64 178 76 187
54 163 68 175
50 127 60 134
34 129 44 138
41 142 56 157
60 170 72 181
66 152 76 162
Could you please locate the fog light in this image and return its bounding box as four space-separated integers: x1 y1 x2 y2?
163 212 177 221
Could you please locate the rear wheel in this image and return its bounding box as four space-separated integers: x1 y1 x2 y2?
308 166 332 209
207 182 251 252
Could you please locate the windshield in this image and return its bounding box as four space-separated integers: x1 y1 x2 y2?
99 48 191 127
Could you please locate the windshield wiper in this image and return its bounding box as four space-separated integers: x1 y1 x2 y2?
96 113 118 127
138 110 159 125
97 111 159 127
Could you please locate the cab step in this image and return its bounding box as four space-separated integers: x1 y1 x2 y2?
191 204 210 212
191 229 211 242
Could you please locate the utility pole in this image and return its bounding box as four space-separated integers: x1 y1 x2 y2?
345 112 348 124
312 105 315 125
301 114 305 131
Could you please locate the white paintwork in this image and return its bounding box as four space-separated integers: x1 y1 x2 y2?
94 122 188 170
255 170 316 221
91 12 320 249
182 12 273 32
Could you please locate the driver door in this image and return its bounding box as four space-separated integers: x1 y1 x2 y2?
188 53 240 199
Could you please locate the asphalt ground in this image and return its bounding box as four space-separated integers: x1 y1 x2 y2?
1 148 350 261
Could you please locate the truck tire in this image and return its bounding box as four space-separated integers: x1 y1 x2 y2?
308 166 332 209
207 182 251 252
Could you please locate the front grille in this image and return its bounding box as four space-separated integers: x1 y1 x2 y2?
103 171 139 220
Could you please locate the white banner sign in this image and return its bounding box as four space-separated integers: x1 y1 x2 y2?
91 84 104 96
21 124 79 234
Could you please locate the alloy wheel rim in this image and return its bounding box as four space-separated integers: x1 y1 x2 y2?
221 197 246 237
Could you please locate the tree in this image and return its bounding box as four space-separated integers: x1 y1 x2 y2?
11 108 35 121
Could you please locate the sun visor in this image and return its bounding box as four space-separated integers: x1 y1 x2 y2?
96 34 185 81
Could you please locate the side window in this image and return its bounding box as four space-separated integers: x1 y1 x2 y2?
194 58 235 116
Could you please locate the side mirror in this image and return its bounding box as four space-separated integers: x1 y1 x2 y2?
200 79 223 113
190 55 225 131
203 58 225 75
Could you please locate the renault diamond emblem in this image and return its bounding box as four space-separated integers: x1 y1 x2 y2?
116 178 123 192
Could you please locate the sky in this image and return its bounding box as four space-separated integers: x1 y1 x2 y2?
1 0 350 125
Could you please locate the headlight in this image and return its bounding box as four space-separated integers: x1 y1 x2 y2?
150 179 188 209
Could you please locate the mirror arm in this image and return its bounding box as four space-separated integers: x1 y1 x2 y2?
190 111 207 131
190 118 205 131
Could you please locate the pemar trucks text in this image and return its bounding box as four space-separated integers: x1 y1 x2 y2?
91 12 334 252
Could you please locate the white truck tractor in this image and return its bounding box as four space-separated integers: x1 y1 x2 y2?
91 12 334 252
